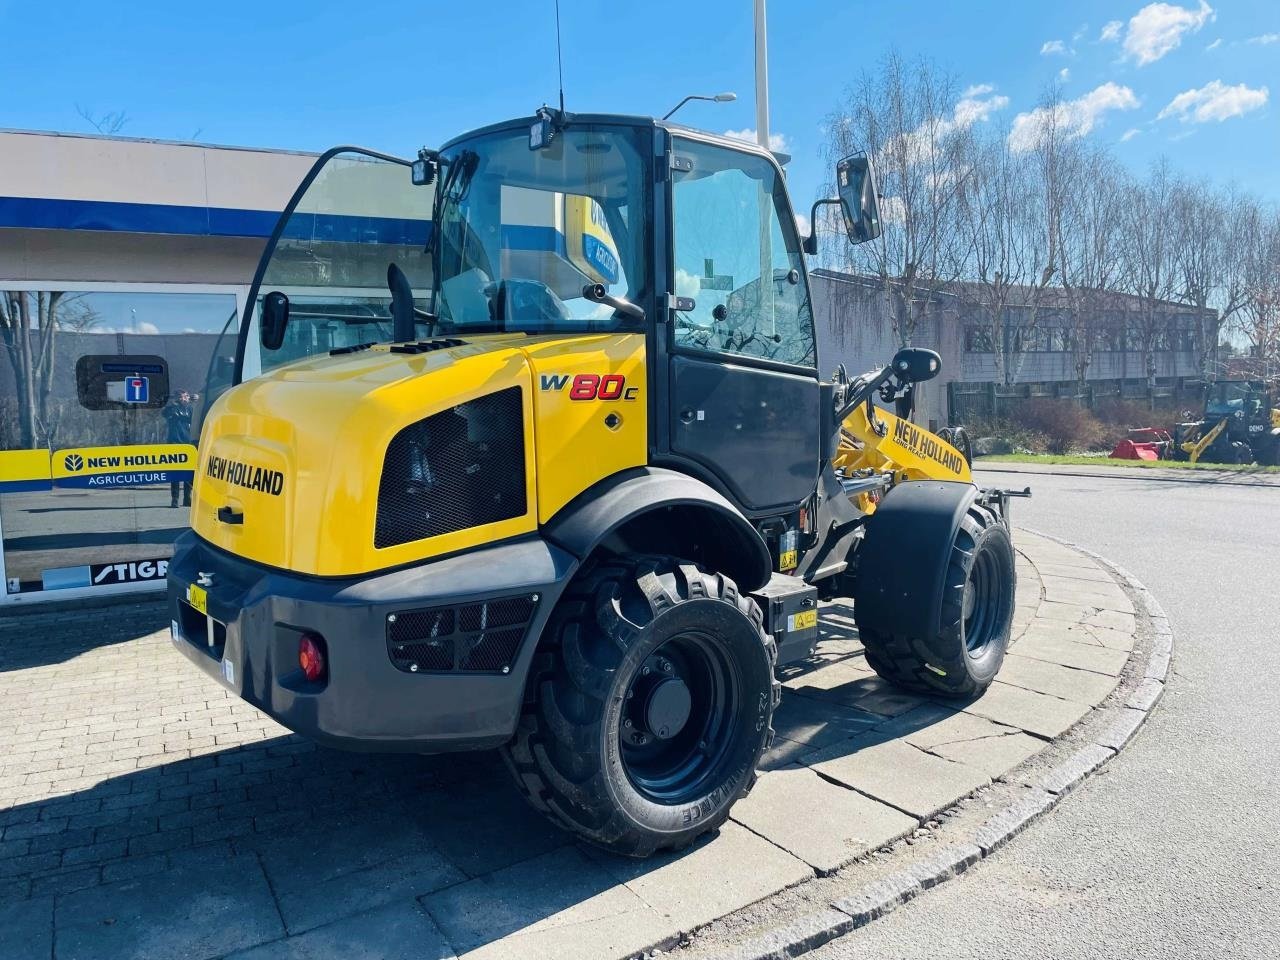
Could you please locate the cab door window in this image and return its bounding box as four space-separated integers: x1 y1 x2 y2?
671 139 815 368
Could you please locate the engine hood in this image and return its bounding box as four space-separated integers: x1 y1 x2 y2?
191 335 538 577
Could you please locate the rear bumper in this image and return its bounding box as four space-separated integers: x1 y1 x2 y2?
166 531 576 752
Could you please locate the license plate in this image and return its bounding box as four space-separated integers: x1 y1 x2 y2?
186 583 208 615
789 609 818 632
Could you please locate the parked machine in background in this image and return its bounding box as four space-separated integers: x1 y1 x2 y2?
1173 380 1280 465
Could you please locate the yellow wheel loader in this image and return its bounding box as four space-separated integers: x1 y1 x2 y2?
168 110 1024 857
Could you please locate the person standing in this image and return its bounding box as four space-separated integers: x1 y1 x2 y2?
163 389 195 508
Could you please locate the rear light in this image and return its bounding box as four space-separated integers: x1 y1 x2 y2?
298 633 327 682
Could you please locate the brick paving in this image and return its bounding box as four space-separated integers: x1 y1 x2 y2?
0 531 1139 959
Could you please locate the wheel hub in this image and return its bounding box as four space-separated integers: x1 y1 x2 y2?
643 676 692 741
625 655 693 743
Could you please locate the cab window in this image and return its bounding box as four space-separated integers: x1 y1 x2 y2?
670 138 815 368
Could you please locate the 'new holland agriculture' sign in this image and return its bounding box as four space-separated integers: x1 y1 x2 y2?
50 444 197 489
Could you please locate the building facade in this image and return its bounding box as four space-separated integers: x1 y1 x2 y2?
809 269 1212 428
1 130 316 606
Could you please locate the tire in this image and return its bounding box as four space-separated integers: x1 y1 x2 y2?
857 503 1015 697
501 556 779 857
1231 441 1254 464
938 426 974 467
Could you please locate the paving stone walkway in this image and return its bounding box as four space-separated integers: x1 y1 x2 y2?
0 530 1139 960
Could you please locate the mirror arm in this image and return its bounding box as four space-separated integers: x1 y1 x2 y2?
582 283 645 322
804 198 843 256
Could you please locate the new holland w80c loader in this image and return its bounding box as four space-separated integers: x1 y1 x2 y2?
168 108 1023 856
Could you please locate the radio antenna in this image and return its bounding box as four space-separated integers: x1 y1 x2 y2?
554 0 566 114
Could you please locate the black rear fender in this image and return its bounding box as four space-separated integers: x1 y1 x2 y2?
543 468 772 593
853 480 980 641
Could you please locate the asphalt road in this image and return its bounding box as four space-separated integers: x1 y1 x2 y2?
813 470 1280 960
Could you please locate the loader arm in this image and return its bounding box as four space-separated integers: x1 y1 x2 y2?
834 401 971 513
1182 416 1229 463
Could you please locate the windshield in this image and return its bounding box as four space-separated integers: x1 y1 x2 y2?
432 123 653 335
1205 382 1256 418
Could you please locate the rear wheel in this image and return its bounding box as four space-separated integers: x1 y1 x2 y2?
501 556 778 857
1231 441 1254 464
857 504 1015 697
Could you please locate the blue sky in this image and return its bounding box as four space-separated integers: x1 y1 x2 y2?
2 0 1277 215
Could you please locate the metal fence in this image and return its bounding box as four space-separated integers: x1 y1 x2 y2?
947 378 1206 425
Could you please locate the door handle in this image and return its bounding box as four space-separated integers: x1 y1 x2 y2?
217 506 244 525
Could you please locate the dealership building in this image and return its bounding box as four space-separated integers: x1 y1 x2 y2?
0 130 318 606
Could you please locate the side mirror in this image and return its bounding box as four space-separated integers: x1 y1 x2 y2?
260 291 290 351
891 347 941 383
837 152 882 245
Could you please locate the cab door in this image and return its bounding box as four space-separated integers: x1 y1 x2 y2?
659 136 820 514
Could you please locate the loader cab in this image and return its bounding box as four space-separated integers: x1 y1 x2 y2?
230 114 867 527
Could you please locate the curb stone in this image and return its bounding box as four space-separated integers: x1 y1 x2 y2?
693 531 1172 960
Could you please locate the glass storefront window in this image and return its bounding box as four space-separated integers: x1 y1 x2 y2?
0 287 239 600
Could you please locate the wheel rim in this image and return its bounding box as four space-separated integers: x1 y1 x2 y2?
962 546 1001 658
619 632 741 805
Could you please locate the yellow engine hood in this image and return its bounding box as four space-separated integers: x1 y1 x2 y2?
191 336 537 577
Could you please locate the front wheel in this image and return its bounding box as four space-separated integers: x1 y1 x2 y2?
501 557 779 857
858 504 1015 697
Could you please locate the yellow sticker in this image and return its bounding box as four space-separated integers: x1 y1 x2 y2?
779 549 798 571
186 583 208 616
791 609 818 631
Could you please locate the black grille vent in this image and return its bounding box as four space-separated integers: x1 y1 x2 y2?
387 595 537 673
375 387 526 549
389 338 467 355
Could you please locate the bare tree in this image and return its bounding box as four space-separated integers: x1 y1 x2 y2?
75 104 129 135
1171 182 1251 382
956 131 1036 385
1235 207 1280 379
1118 160 1179 407
0 291 63 448
1003 88 1073 385
824 53 973 346
1058 143 1128 400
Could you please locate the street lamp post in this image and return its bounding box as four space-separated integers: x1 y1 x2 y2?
754 0 769 150
661 92 737 121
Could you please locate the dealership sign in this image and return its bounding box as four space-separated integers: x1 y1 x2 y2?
52 443 197 489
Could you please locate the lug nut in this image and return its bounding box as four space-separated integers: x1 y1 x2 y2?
623 718 633 728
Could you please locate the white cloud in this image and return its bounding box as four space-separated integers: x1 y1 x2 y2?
794 212 811 237
723 128 790 153
1073 23 1089 43
1008 82 1141 151
1122 1 1215 66
1040 39 1068 55
884 84 1009 168
1206 37 1222 50
1247 33 1280 45
1059 67 1071 81
878 195 907 226
1100 20 1124 42
1120 127 1142 141
1157 79 1269 122
136 321 160 335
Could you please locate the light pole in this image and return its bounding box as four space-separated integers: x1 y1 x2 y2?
661 92 737 121
754 0 769 150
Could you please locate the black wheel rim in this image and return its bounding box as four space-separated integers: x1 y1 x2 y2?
962 546 1001 657
619 632 740 805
